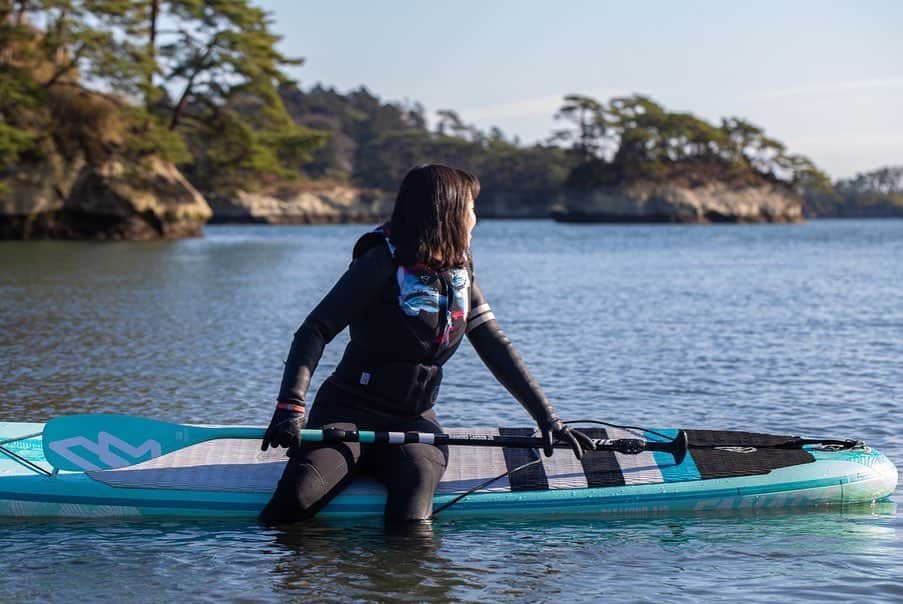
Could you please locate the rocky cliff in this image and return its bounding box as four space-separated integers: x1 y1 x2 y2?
206 183 394 224
1 154 211 240
551 182 804 223
207 185 558 223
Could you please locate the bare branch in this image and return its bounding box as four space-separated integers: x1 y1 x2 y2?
169 35 220 130
42 41 88 88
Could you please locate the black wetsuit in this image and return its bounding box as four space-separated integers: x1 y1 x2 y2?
259 227 563 523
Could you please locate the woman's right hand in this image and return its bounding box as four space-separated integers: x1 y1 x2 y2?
261 403 306 455
538 418 595 459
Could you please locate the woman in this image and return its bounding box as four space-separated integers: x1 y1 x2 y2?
259 164 593 525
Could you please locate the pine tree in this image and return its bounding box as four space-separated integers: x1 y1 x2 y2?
2 0 326 193
139 0 327 192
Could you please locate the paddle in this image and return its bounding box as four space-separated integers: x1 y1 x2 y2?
42 414 689 472
43 414 263 472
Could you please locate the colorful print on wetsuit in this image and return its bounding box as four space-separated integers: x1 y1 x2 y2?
396 265 470 345
384 232 470 347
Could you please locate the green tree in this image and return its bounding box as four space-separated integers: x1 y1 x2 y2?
1 1 149 170
1 5 40 173
138 0 326 191
2 0 190 165
838 165 902 195
8 0 143 92
550 94 608 162
553 93 827 190
804 165 902 218
3 0 327 192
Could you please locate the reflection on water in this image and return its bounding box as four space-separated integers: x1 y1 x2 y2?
0 503 897 602
1 220 902 601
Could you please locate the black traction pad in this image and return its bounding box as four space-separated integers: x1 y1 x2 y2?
685 430 815 479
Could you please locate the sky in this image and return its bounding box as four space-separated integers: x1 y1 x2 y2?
259 0 902 180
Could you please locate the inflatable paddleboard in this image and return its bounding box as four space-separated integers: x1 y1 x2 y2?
0 422 896 519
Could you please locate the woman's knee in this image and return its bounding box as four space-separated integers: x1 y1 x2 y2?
400 442 449 475
258 460 330 525
258 441 360 525
383 448 448 521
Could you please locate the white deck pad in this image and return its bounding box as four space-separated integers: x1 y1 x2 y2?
606 426 665 485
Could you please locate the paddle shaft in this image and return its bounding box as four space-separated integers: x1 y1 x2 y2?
302 427 684 458
42 414 690 471
297 428 689 464
44 414 860 473
42 413 860 474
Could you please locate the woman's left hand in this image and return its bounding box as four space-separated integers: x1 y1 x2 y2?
538 420 596 459
261 403 306 455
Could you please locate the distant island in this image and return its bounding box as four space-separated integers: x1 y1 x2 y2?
1 3 900 239
544 94 819 223
803 166 903 219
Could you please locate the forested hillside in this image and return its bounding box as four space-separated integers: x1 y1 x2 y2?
804 166 903 218
3 1 896 233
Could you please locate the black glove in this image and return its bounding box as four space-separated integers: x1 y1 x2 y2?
261 403 306 455
538 419 595 459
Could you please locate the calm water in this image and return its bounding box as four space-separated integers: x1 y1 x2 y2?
1 220 901 602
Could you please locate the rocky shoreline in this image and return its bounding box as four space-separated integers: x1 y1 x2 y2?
1 155 211 240
550 182 804 224
204 183 394 225
2 170 812 238
202 180 807 225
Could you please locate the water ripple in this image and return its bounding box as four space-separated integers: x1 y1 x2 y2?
1 220 901 601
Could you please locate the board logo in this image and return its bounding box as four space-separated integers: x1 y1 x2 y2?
714 446 758 454
47 432 163 471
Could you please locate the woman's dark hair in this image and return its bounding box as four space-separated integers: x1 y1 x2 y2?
388 164 480 269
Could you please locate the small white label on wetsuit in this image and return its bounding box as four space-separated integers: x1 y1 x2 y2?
360 372 371 385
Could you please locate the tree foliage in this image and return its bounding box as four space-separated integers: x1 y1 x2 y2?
5 2 876 217
550 94 609 163
836 165 903 195
276 83 574 212
1 0 327 194
803 165 903 218
553 93 829 191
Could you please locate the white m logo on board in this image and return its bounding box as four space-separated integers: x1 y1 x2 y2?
48 432 163 471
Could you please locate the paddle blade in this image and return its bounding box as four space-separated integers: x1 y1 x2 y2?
43 414 263 472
